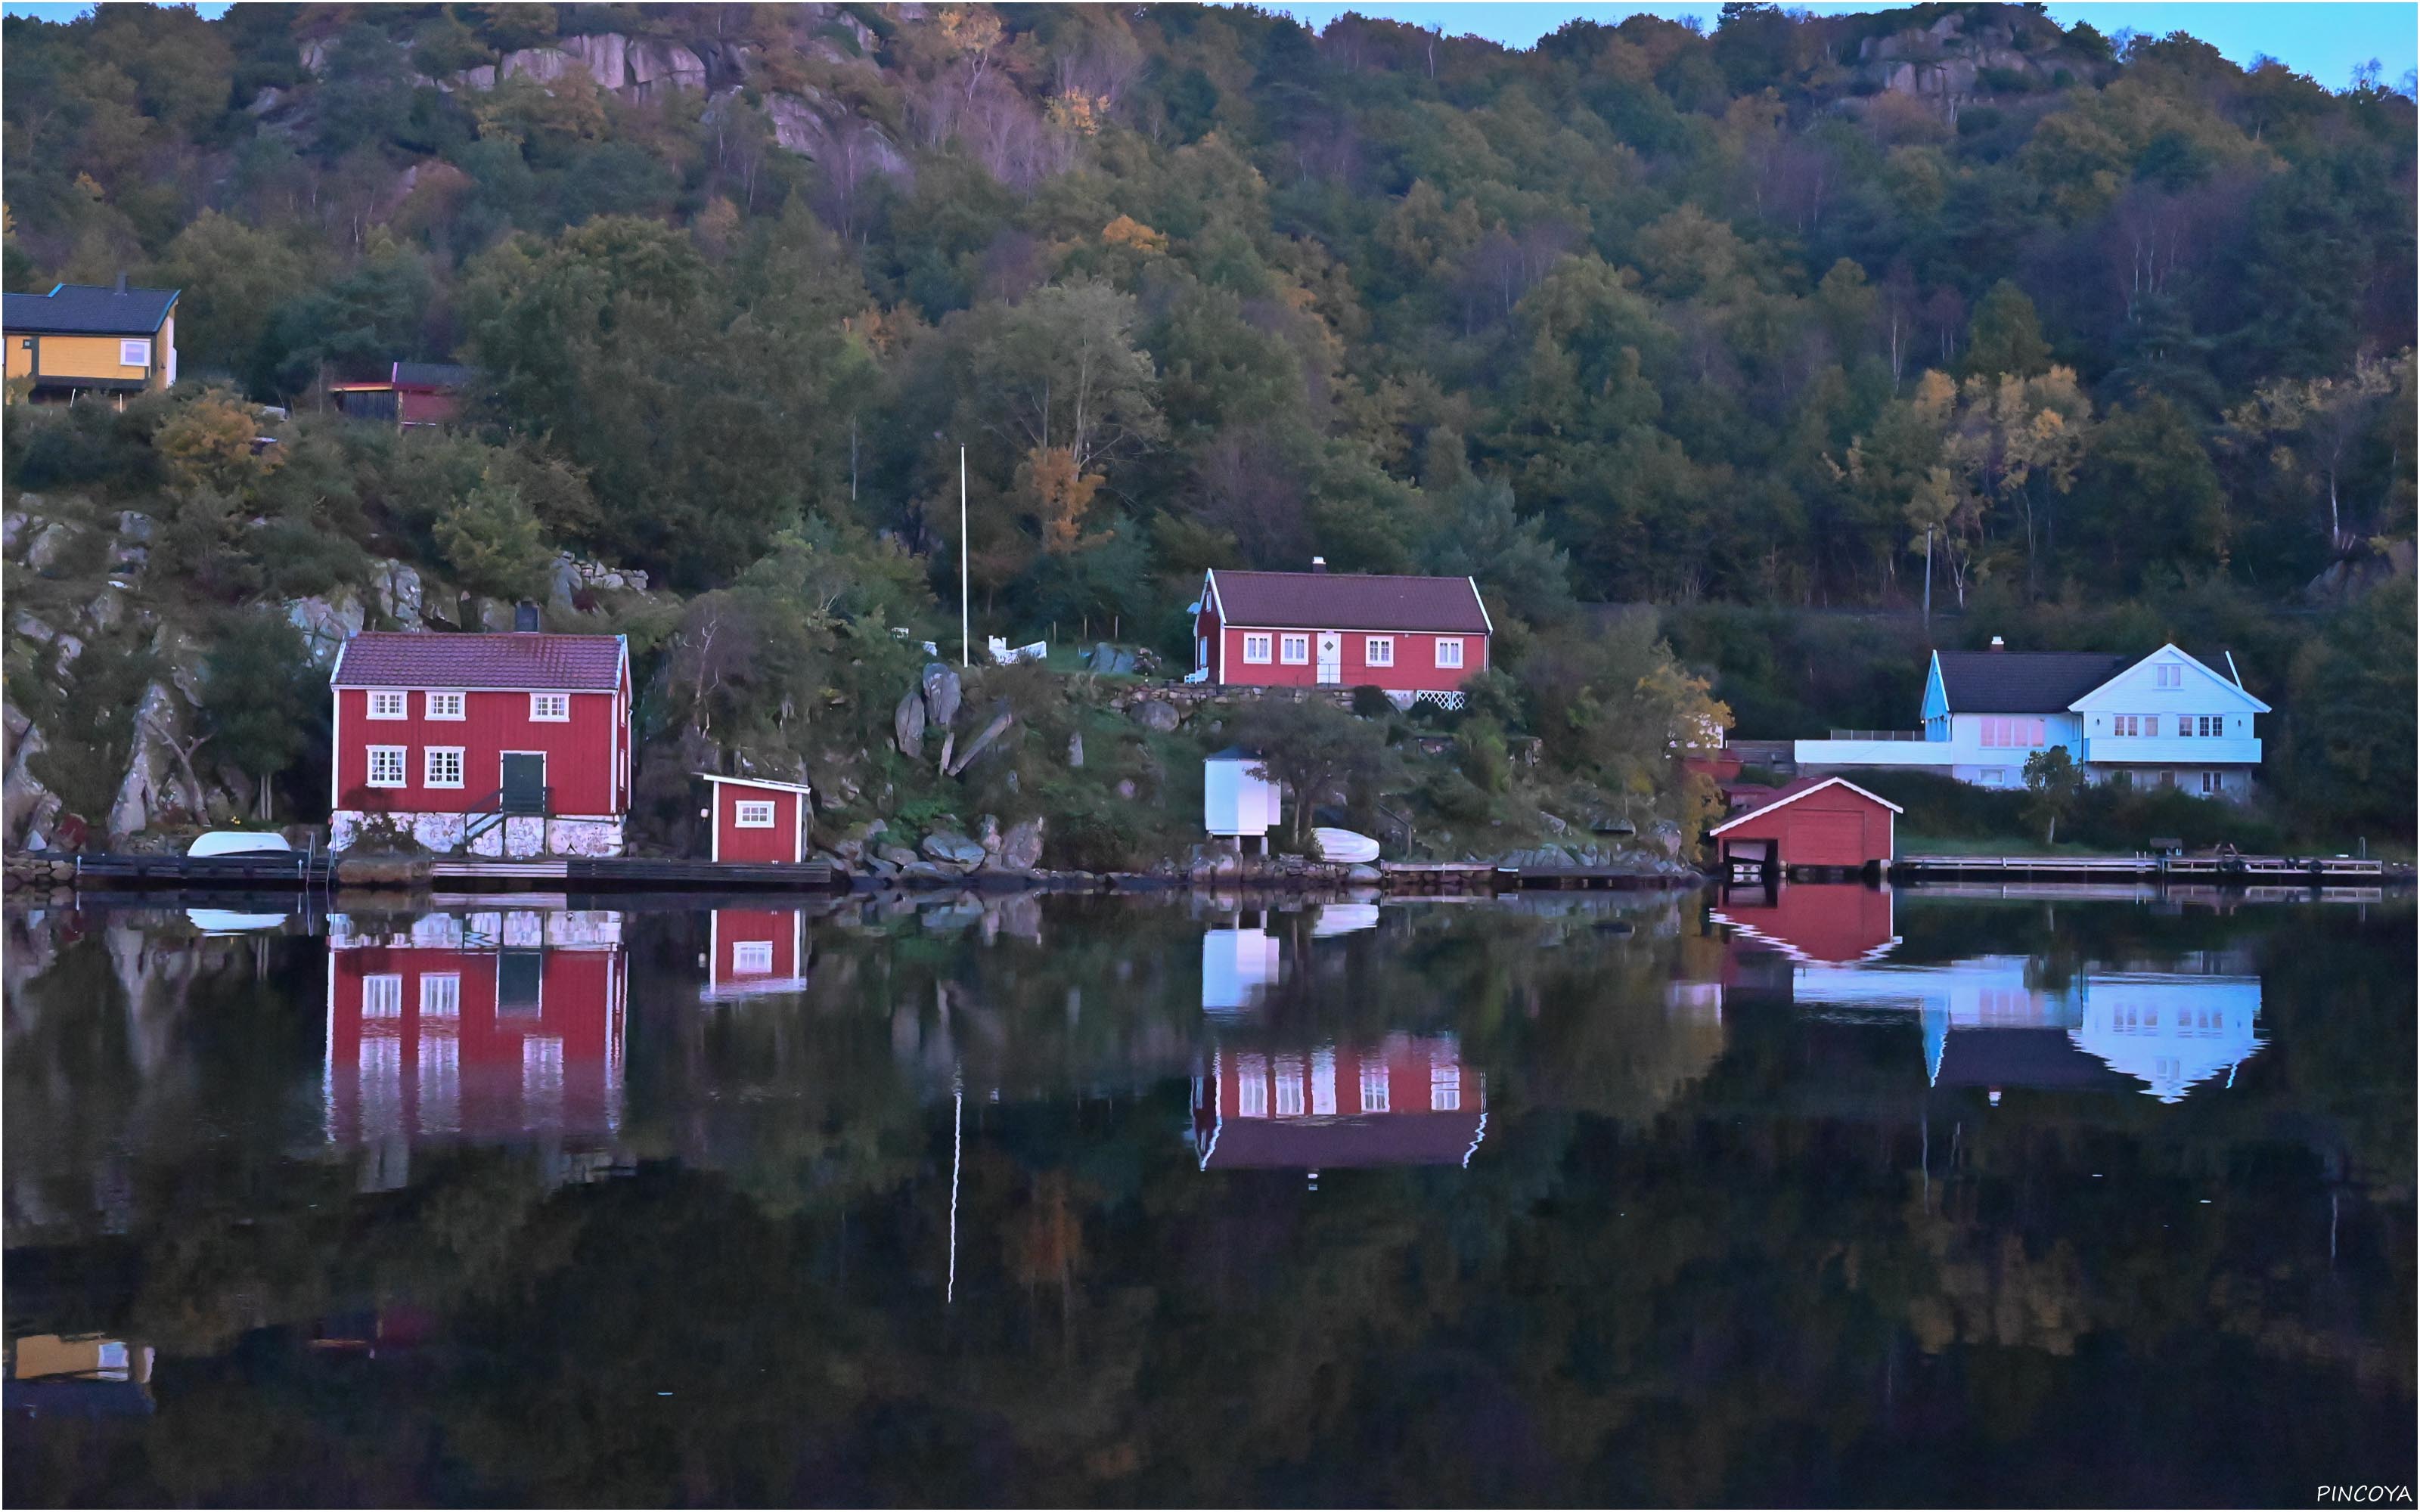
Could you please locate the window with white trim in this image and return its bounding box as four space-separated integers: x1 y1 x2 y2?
1980 717 2046 748
425 690 465 720
424 746 465 789
529 692 570 721
1359 1062 1389 1114
1435 637 1464 669
733 940 774 974
1280 633 1310 665
1242 634 1274 665
367 745 408 787
1365 635 1394 667
366 690 408 720
2155 663 2182 688
734 800 777 828
1430 1060 1462 1112
1274 1057 1306 1117
362 974 404 1019
2200 770 2222 794
119 339 150 368
420 974 460 1019
1978 768 2009 787
1236 1055 1268 1117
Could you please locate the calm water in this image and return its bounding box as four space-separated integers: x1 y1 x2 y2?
4 886 2412 1507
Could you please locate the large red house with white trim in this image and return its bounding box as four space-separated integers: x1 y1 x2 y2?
329 630 631 857
1191 562 1492 707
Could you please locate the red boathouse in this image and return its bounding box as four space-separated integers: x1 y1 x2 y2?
329 627 631 858
703 907 811 999
699 775 814 865
1192 562 1491 708
1708 776 1902 878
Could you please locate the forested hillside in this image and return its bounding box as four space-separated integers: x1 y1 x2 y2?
3 2 2412 844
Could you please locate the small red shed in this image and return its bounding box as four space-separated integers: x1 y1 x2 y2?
700 775 814 864
1708 776 1901 878
703 907 810 999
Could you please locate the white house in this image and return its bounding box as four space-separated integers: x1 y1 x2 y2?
1793 640 2268 800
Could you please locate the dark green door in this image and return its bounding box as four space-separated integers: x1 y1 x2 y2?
501 753 546 814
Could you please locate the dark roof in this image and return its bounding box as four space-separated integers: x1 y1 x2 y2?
1209 570 1491 634
1934 651 2131 713
332 631 623 691
2 284 178 336
392 361 476 389
1200 1112 1485 1169
1936 1029 2136 1092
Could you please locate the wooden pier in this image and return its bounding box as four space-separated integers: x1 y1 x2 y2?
55 852 843 895
1891 854 2388 882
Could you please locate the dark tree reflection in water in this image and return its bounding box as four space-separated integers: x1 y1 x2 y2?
4 890 2410 1506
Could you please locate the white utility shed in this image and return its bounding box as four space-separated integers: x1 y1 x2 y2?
1204 747 1283 850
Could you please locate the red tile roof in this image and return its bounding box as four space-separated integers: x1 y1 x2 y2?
332 631 624 691
1208 570 1491 634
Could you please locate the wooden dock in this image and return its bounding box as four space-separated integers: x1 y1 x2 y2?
57 852 842 895
1891 854 2389 882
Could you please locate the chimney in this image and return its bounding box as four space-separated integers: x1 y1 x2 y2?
1310 556 1328 574
513 601 541 633
1988 635 2006 652
114 270 128 295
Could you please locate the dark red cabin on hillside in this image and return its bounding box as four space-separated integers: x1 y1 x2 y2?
698 775 814 865
329 361 475 428
1708 776 1901 879
1192 562 1491 708
329 629 631 857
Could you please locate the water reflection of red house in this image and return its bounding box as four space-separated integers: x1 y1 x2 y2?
1193 1034 1485 1170
324 910 626 1148
701 908 809 1000
1711 883 1900 969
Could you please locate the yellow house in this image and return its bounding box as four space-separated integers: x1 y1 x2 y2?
3 275 179 404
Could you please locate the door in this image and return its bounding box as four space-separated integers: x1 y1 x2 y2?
1315 631 1342 685
501 753 547 814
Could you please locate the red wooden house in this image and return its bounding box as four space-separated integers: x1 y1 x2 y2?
323 909 628 1157
1707 776 1901 879
702 907 811 999
698 775 814 864
1193 1033 1486 1171
329 361 474 428
329 629 631 858
1192 561 1492 707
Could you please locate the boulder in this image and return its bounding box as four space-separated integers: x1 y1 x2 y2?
2 510 33 554
374 559 425 629
285 591 368 667
116 511 154 543
878 844 920 869
1067 732 1084 768
901 860 964 883
978 814 1003 856
997 816 1046 871
920 831 987 870
892 686 926 757
945 703 1013 776
1128 699 1181 733
921 662 962 729
1347 863 1384 882
26 522 76 574
1115 779 1138 799
84 588 124 632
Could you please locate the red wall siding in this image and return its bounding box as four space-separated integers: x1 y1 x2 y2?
1212 620 1485 692
713 785 805 863
1717 882 1896 964
1721 788 1894 868
336 686 622 815
712 908 803 984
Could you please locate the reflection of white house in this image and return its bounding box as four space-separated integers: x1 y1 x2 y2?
1782 953 2260 1101
1795 642 2268 800
1202 926 1282 1013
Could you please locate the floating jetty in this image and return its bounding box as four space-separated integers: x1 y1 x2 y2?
1890 854 2390 882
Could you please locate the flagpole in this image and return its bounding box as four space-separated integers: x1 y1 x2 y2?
960 445 970 668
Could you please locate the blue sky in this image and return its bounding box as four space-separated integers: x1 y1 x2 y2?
5 1 2413 93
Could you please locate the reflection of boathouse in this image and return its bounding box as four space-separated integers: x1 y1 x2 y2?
1193 1034 1485 1170
701 908 809 1000
324 910 628 1159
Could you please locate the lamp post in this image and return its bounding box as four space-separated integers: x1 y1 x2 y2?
960 445 970 669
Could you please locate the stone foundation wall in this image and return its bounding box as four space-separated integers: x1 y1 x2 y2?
331 810 625 858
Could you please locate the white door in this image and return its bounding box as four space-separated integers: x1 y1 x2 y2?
1316 631 1342 684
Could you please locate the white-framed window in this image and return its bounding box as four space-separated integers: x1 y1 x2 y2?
1365 636 1394 667
1241 634 1274 665
1430 1060 1461 1112
529 692 570 722
1359 1062 1389 1114
733 940 774 974
2200 770 2222 794
1236 1055 1268 1117
733 800 777 828
424 746 465 789
425 690 465 720
361 974 404 1018
118 338 151 368
1980 717 2046 748
1311 1049 1338 1116
366 690 408 720
366 745 408 787
1435 637 1464 669
1280 633 1310 665
2198 715 2221 738
420 974 460 1019
2156 663 2182 689
523 1036 565 1101
1274 1057 1306 1117
1978 768 2009 787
